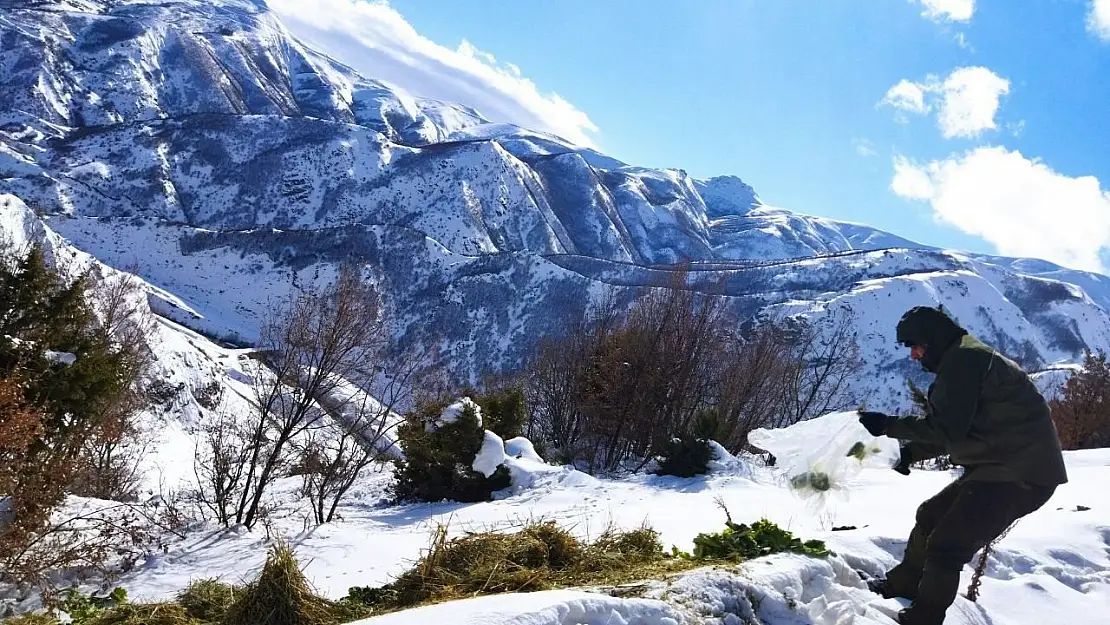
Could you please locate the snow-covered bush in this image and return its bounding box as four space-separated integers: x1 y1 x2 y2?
467 382 528 441
392 398 511 503
654 434 713 478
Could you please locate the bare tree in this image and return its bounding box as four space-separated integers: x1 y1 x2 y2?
297 347 422 524
772 313 863 427
522 282 866 471
192 412 253 527
1051 350 1110 450
711 324 794 451
525 291 623 460
187 268 390 530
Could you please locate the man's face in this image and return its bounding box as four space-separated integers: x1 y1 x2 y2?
909 345 926 361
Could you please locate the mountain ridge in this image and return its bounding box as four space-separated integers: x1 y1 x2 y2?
1 0 1108 417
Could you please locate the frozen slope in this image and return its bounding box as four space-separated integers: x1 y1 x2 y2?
2 0 1109 408
105 449 1110 624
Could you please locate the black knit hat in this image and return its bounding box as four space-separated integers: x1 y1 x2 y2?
895 306 967 372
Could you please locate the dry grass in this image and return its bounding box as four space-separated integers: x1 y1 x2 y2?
175 579 238 622
82 603 200 625
224 542 369 625
347 520 700 612
0 545 373 625
0 615 60 625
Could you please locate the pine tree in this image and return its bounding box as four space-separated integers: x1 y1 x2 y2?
1 245 145 573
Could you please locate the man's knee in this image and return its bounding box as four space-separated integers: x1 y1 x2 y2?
923 537 982 572
915 496 946 528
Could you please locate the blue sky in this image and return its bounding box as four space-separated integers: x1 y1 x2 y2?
271 0 1110 274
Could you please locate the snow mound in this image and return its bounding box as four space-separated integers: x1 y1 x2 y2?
473 430 508 478
430 397 483 431
350 589 682 625
706 440 755 476
505 436 544 462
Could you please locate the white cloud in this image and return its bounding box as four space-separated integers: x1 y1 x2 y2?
891 147 1110 274
879 67 1009 139
853 138 878 157
914 0 975 23
1089 0 1110 41
934 67 1010 139
891 155 935 200
266 0 599 147
881 80 929 117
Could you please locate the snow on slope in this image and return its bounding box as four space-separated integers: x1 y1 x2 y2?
0 194 259 492
4 0 1109 406
0 0 485 145
102 447 1110 625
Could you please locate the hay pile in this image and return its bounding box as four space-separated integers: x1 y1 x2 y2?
176 580 238 623
348 520 681 611
224 543 368 625
0 544 369 625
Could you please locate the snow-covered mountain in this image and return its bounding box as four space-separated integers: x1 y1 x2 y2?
2 0 1109 415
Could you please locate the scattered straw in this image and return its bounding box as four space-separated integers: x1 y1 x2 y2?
0 615 60 625
177 579 238 622
225 542 367 625
349 520 697 612
82 603 200 625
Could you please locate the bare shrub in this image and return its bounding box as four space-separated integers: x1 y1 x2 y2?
770 313 863 427
191 266 401 529
523 283 864 472
297 350 419 523
192 412 254 527
1050 350 1110 450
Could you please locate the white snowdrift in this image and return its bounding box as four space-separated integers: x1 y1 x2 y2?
473 430 508 478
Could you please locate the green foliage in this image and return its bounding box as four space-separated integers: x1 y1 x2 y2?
345 521 680 612
60 588 128 623
392 399 511 503
467 384 528 441
1 246 135 439
674 519 831 561
654 434 713 478
654 410 722 478
847 441 867 460
790 471 832 492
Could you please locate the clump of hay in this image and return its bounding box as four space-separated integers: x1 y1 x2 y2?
177 579 238 622
0 615 61 625
81 603 200 625
348 520 685 612
224 543 368 625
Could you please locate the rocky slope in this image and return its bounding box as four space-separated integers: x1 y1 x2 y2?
2 0 1108 416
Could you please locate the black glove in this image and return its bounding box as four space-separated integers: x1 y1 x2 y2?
893 445 912 476
857 410 891 437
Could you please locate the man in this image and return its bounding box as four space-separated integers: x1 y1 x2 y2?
857 306 1067 625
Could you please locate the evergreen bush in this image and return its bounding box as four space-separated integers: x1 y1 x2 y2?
392 399 511 503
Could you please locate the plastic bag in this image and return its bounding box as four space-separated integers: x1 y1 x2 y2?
748 411 901 505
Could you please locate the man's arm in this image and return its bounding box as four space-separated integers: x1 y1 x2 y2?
928 348 991 440
902 440 947 463
884 413 943 444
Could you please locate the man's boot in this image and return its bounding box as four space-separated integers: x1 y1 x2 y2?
867 561 921 600
867 576 915 600
896 566 961 625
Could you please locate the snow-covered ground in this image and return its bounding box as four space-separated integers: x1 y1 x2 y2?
107 449 1110 625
